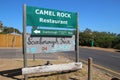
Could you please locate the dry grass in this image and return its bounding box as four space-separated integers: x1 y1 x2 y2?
0 59 113 80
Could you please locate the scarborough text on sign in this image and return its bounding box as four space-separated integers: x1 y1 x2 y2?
26 34 75 54
26 6 77 28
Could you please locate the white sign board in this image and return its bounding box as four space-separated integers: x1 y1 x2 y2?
26 34 75 53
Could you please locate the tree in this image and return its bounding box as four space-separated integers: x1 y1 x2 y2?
84 28 92 33
112 36 120 49
117 34 120 36
2 27 21 34
79 28 118 49
92 31 115 48
79 28 93 46
0 21 21 34
0 21 3 28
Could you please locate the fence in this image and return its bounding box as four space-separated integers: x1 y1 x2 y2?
0 34 22 47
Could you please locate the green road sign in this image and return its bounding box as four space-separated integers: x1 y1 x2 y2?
32 29 74 36
26 6 77 28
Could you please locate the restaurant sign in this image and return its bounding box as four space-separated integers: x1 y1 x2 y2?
26 6 77 28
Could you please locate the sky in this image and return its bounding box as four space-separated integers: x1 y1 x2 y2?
0 0 120 34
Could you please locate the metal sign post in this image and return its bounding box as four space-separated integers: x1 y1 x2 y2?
76 13 79 62
23 4 28 80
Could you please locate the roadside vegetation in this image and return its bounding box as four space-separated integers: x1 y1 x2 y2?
79 28 120 49
0 21 21 34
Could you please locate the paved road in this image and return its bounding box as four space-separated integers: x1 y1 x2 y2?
0 48 58 60
79 47 120 73
60 47 120 73
0 48 22 59
0 48 120 74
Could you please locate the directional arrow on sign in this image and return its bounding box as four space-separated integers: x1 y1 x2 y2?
34 30 41 34
32 29 74 36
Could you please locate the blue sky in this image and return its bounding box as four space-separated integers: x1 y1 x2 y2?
0 0 120 34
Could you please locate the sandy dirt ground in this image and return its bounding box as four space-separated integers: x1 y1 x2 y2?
0 58 113 80
0 47 118 80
